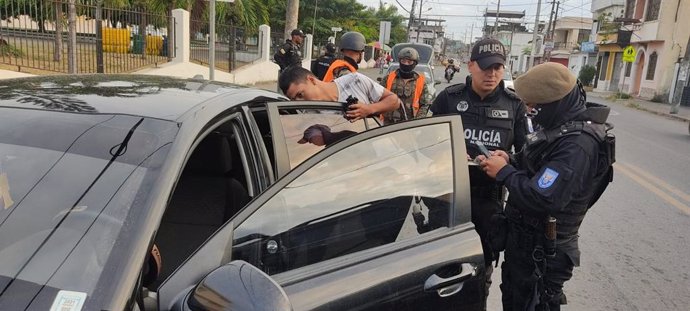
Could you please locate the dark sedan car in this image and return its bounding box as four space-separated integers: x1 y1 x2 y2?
0 75 484 311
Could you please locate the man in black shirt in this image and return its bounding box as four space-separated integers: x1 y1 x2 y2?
311 42 336 80
274 29 305 72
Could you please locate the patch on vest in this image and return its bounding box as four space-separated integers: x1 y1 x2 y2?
456 101 469 112
464 129 503 147
537 168 559 189
490 109 509 118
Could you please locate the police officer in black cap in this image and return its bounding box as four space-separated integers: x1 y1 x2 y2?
311 42 337 80
274 29 306 72
429 37 527 309
479 62 614 311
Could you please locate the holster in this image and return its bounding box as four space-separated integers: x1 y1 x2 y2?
488 211 508 253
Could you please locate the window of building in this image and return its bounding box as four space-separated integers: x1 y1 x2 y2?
646 52 657 80
645 0 660 21
625 61 632 77
625 0 635 19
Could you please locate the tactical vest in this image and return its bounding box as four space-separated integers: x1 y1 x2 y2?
446 84 520 157
516 103 615 236
383 71 425 122
323 59 357 82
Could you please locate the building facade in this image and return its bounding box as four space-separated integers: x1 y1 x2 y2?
619 0 690 99
547 17 593 77
591 0 626 92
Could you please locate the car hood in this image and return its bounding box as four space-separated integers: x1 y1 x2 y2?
0 107 176 308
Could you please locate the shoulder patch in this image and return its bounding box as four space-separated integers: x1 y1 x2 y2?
537 168 559 189
445 83 467 94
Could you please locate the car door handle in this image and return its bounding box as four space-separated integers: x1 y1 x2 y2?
424 263 478 292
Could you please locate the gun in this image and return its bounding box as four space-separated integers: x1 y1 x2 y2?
544 216 557 258
343 95 358 120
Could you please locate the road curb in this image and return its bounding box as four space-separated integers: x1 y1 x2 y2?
589 93 690 123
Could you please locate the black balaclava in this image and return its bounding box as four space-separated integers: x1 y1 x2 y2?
399 61 417 79
532 85 586 130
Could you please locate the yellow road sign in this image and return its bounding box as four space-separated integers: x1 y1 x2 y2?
623 45 636 63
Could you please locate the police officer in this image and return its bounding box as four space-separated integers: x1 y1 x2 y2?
322 31 366 82
311 42 337 80
479 62 614 311
274 29 305 72
380 47 432 124
430 37 527 309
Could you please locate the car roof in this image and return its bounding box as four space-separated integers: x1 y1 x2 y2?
0 74 284 121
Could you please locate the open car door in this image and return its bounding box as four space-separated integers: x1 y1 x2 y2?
158 116 485 311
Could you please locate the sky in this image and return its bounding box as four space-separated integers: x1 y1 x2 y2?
357 0 594 43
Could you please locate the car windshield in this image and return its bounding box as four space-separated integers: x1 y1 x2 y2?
0 108 176 306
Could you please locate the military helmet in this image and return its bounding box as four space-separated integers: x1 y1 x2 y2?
339 32 366 52
398 47 419 61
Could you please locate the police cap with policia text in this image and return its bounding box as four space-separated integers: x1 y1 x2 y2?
470 38 506 70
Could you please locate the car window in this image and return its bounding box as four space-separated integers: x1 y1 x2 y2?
232 123 454 275
265 103 381 178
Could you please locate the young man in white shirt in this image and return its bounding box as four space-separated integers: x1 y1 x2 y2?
278 66 400 122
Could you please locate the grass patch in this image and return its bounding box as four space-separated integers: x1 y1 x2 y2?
0 42 23 57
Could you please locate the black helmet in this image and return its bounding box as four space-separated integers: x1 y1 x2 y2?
398 47 419 61
290 29 306 37
325 42 336 54
339 32 366 52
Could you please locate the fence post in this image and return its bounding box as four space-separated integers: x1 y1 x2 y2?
304 34 313 63
259 24 271 62
95 0 104 73
67 0 77 74
172 9 189 63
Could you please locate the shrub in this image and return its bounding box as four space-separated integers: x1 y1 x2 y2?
578 65 597 86
651 94 665 103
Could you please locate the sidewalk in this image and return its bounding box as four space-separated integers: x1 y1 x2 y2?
588 90 690 123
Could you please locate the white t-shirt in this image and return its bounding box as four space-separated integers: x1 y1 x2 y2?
334 72 386 104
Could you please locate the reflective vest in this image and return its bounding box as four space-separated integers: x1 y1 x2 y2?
385 71 425 117
323 59 357 82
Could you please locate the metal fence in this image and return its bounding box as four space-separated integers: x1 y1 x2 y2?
190 19 260 72
0 0 173 74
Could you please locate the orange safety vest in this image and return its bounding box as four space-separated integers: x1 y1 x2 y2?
385 71 425 117
322 59 357 82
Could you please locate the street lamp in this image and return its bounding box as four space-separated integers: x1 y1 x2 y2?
331 27 342 41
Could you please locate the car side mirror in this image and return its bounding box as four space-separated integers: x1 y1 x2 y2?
377 77 383 82
187 260 292 311
434 80 442 85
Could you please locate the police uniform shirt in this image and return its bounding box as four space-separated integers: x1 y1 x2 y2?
274 39 302 70
430 78 527 158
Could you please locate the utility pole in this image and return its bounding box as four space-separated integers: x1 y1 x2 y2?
416 0 423 43
312 0 318 38
493 0 501 36
407 0 417 42
530 0 542 69
285 0 299 40
551 1 560 39
545 1 559 61
547 1 556 41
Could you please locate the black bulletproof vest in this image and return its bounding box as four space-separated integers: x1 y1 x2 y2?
449 85 519 158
